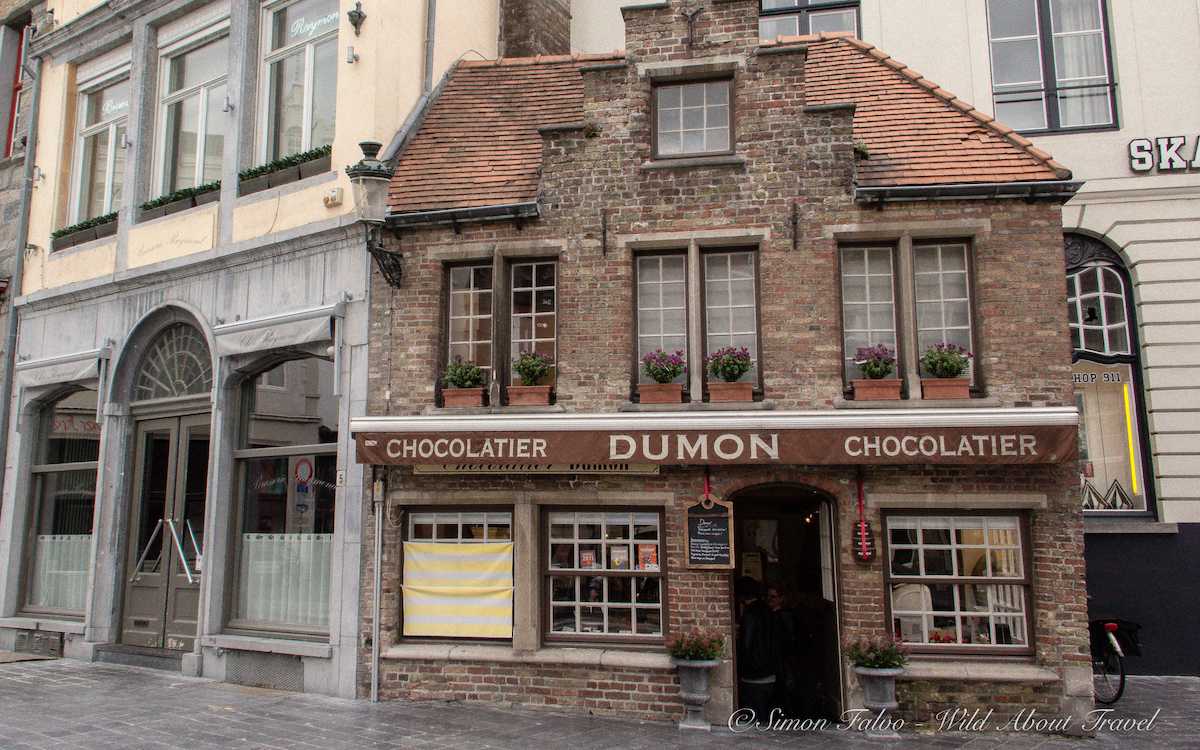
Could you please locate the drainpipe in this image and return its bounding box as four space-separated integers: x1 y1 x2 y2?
0 37 43 515
370 468 384 702
422 0 437 94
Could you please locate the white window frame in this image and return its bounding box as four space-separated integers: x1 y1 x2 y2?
914 241 975 380
636 254 689 383
154 24 231 197
703 250 760 382
839 246 898 381
759 0 860 40
653 79 731 159
447 263 495 376
1068 264 1130 356
408 512 513 543
256 0 339 163
509 261 557 382
69 70 130 224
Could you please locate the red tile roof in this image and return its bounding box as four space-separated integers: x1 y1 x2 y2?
793 33 1071 187
387 38 1070 216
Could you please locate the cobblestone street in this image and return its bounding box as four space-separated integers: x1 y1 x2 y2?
0 659 1195 749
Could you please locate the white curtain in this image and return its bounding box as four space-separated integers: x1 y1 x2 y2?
238 534 332 629
28 535 91 612
1051 0 1110 126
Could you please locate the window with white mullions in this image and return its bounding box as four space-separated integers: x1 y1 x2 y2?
840 246 898 380
759 0 859 40
448 265 494 375
73 78 130 223
158 35 228 195
654 80 730 157
986 0 1115 131
636 255 688 383
510 262 557 384
704 251 759 382
1068 265 1129 355
260 0 338 162
915 243 974 378
408 512 513 543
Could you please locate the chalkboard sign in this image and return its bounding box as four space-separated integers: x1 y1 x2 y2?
686 497 735 570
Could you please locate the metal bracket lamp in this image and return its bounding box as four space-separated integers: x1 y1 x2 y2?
348 2 367 35
346 141 403 288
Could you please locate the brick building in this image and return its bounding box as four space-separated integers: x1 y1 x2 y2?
352 0 1091 729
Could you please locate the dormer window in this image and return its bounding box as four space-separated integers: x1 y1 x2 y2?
653 80 732 159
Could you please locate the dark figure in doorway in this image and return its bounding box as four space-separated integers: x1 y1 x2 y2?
736 576 778 724
767 586 802 717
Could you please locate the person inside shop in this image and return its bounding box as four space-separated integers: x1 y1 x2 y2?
736 576 779 722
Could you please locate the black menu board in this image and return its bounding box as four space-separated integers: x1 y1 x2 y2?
686 498 734 570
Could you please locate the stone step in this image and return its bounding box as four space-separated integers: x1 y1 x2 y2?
93 644 183 673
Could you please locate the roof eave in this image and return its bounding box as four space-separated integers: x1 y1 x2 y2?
854 180 1084 203
385 202 541 229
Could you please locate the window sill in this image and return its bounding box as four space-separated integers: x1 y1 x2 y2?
1084 517 1178 535
833 396 1000 409
898 659 1058 684
641 154 747 171
0 616 85 634
422 404 567 416
619 400 776 412
201 634 332 659
382 643 673 670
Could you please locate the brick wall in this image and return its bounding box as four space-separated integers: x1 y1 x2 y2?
362 0 1085 727
498 0 570 57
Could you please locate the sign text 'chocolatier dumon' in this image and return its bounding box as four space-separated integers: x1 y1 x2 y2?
356 425 1078 466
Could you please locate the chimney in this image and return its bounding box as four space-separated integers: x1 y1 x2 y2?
498 0 571 57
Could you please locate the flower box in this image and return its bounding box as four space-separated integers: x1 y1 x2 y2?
507 385 551 406
442 387 484 408
163 196 196 216
707 382 753 402
299 152 333 179
239 174 272 196
639 383 683 404
194 187 221 205
268 165 301 188
853 378 902 401
921 378 970 400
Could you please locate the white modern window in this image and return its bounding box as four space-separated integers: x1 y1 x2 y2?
510 261 557 383
914 242 974 364
654 80 731 158
547 511 663 639
886 515 1030 650
759 0 858 40
73 77 130 222
704 251 759 382
24 389 100 615
986 0 1114 131
447 264 494 375
158 34 228 194
260 0 338 161
840 246 898 380
636 254 688 383
232 358 337 634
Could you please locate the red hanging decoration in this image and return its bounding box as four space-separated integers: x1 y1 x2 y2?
854 471 876 563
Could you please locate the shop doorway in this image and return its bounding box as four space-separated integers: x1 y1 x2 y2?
732 485 842 721
121 414 209 651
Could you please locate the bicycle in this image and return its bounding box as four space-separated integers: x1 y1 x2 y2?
1089 618 1141 705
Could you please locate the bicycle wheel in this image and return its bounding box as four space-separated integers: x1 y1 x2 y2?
1093 649 1126 705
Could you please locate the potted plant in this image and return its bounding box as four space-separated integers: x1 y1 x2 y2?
92 212 118 239
508 351 553 405
852 344 901 400
238 164 274 196
298 144 334 179
920 343 973 400
846 636 908 735
666 628 725 731
639 349 686 404
705 346 753 402
442 358 486 407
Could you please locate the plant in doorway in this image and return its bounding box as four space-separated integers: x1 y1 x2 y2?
640 349 686 404
508 351 553 405
919 343 973 400
705 346 753 402
666 628 725 731
441 358 486 407
852 344 901 401
846 636 908 738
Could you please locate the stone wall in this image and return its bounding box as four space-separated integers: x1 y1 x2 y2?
498 0 570 57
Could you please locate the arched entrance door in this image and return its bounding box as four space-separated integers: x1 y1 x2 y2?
731 483 842 721
121 323 213 651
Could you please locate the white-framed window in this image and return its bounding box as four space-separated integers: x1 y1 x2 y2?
156 33 229 195
986 0 1115 132
510 261 557 384
914 242 974 368
447 264 494 375
259 0 338 162
408 512 513 542
547 510 663 639
3 24 32 159
653 80 731 158
759 0 859 40
703 251 759 382
1068 265 1129 356
72 76 130 223
886 515 1030 650
636 254 688 383
840 246 898 380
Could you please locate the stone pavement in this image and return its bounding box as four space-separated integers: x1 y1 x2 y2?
0 658 1196 749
